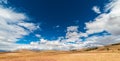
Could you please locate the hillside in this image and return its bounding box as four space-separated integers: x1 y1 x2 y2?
79 43 120 52
0 43 120 61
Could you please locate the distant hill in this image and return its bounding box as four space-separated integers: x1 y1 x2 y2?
75 43 120 52
1 43 120 61
13 43 120 53
1 43 120 53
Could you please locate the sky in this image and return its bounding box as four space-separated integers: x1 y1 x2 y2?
0 0 120 51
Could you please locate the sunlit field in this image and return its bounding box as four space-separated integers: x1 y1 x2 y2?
0 43 120 61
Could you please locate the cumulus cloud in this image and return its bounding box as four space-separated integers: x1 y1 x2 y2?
0 0 38 51
65 26 88 42
65 26 80 42
29 0 120 50
86 0 120 36
92 6 101 14
0 41 19 51
28 26 87 50
85 14 108 34
84 0 120 47
1 0 120 51
35 34 41 38
0 7 27 42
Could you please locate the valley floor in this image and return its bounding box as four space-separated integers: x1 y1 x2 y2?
0 52 120 61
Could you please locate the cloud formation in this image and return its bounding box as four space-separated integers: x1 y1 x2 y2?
92 6 101 14
29 0 120 50
0 0 120 51
0 0 38 51
84 0 120 47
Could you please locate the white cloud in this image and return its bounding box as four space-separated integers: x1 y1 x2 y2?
92 6 101 14
29 0 120 51
40 39 48 44
0 7 28 42
84 35 120 48
56 25 60 28
84 0 120 48
0 41 19 51
67 26 79 32
85 14 108 34
28 26 85 50
30 41 39 45
18 22 37 32
1 0 120 51
65 26 88 42
35 34 41 38
86 0 120 36
65 26 80 42
0 1 38 51
0 0 85 51
29 38 84 51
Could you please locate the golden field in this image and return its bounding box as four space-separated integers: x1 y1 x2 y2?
0 43 120 61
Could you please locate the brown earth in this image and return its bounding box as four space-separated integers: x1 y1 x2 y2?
0 43 120 61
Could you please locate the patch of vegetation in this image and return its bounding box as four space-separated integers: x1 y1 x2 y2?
118 49 120 51
85 47 98 51
106 48 110 51
111 43 120 46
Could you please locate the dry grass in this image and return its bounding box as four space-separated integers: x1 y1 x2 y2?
0 52 120 61
0 43 120 61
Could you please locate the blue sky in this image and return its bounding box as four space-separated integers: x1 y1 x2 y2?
9 0 107 42
0 0 120 51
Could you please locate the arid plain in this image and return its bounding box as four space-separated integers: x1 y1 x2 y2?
0 43 120 61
